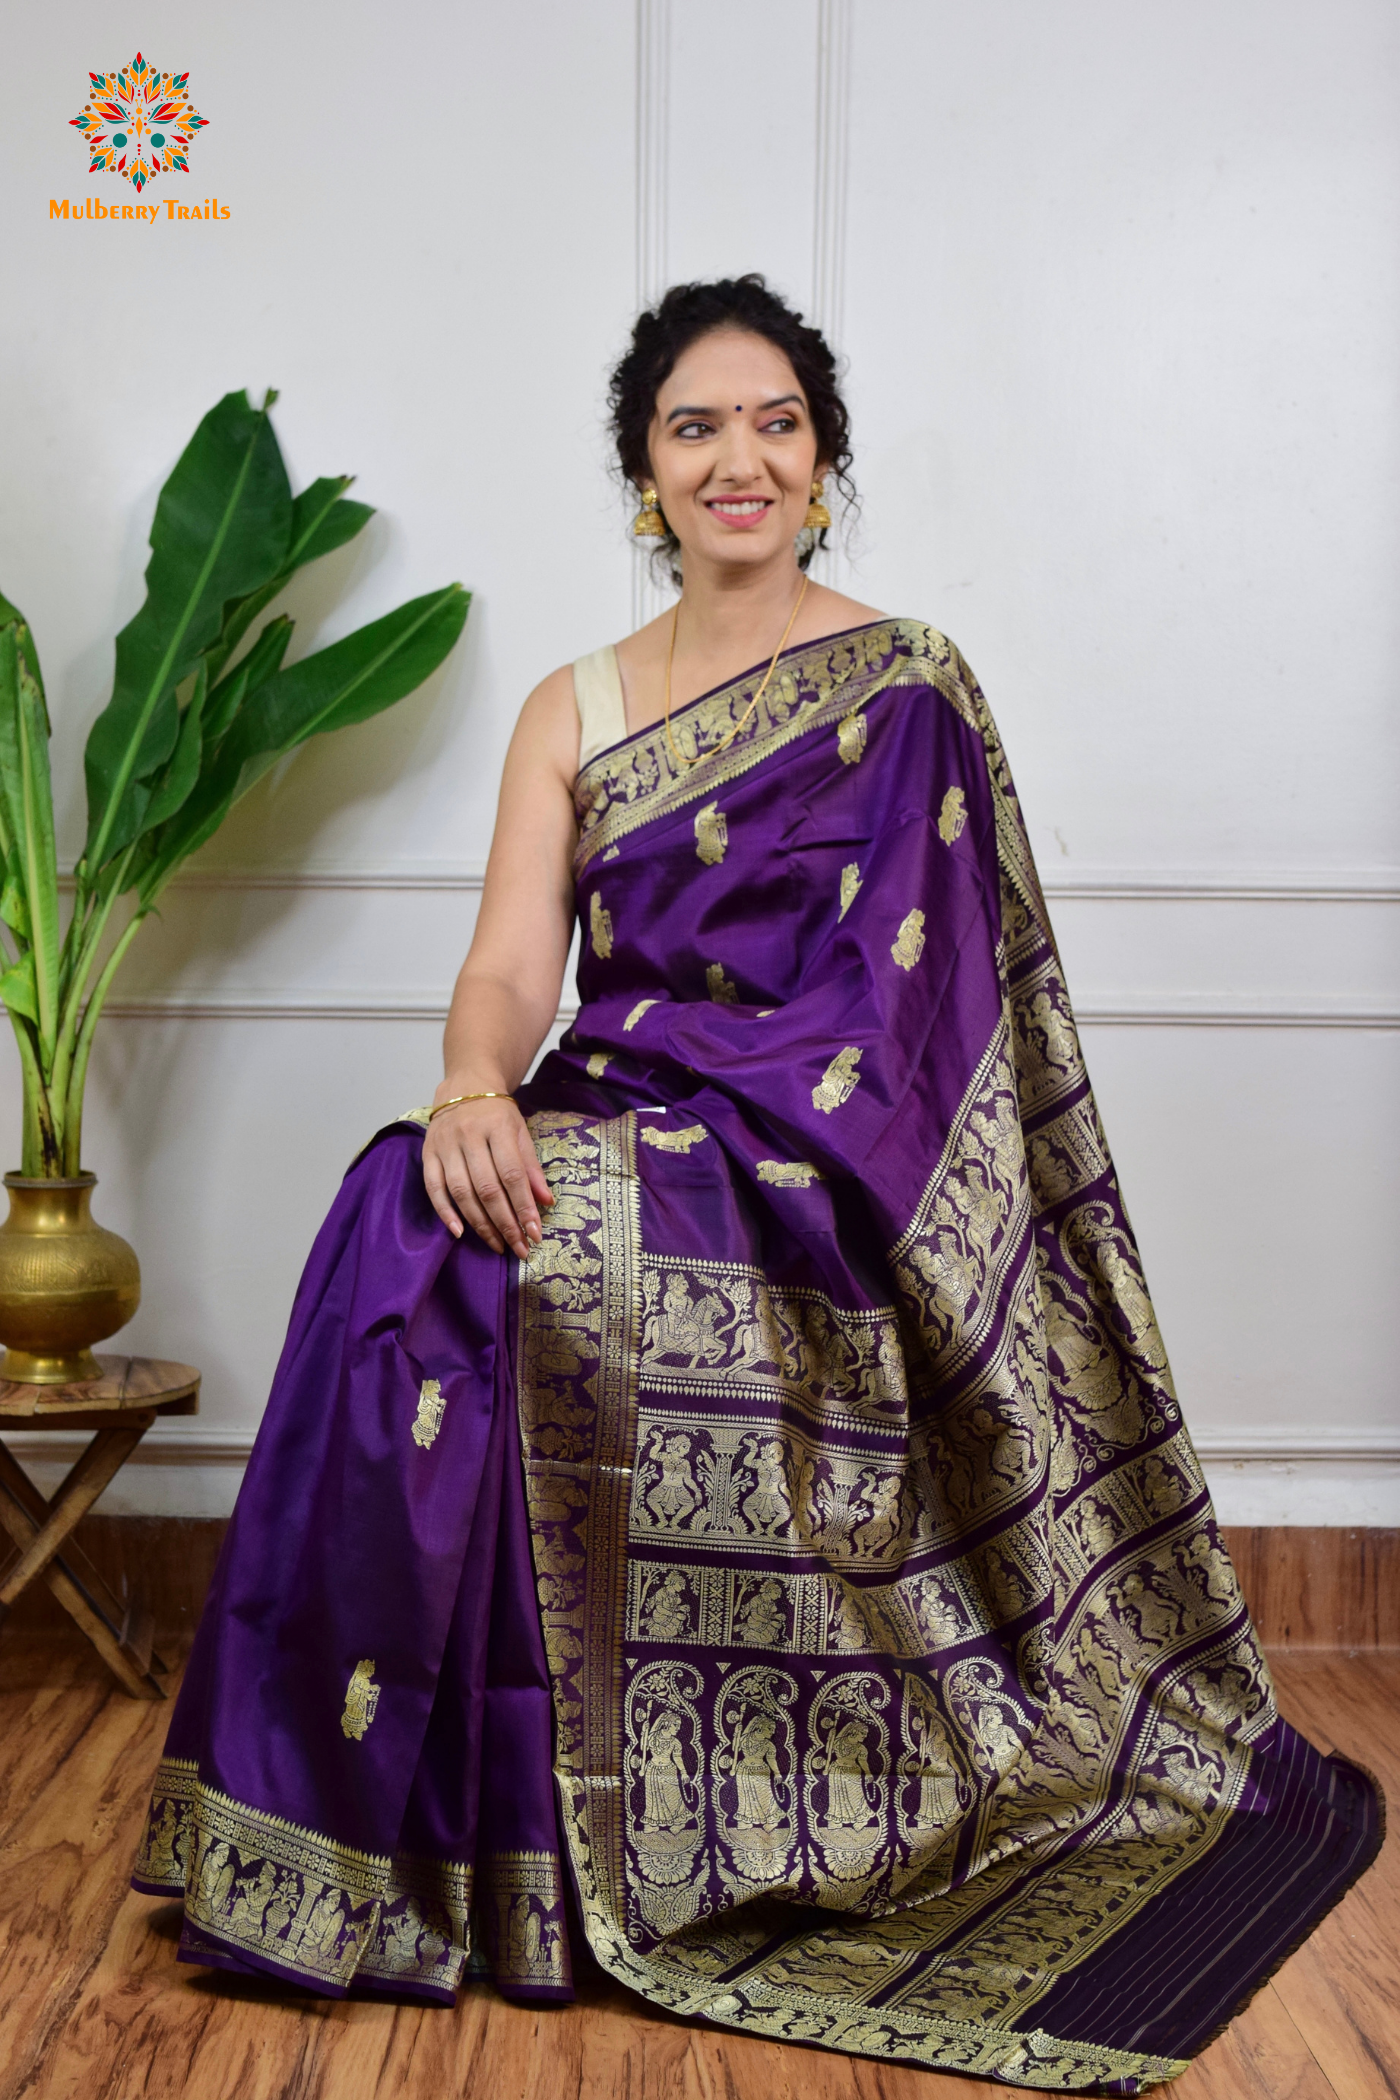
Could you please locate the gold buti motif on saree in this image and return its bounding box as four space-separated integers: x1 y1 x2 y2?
891 909 926 971
838 863 862 920
624 998 658 1032
340 1660 381 1741
757 1159 824 1187
640 1124 709 1153
813 1046 862 1113
589 891 614 958
837 709 867 765
412 1379 446 1450
694 802 728 865
707 962 738 1004
586 1051 612 1078
938 784 968 844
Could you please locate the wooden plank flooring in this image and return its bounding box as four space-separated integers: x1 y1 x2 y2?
0 1639 1393 2100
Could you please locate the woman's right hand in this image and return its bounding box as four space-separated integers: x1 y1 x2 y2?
422 1095 555 1258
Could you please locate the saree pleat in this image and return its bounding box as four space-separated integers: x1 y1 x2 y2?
136 620 1380 2089
133 1127 568 2002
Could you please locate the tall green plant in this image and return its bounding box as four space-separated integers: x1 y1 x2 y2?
0 389 469 1176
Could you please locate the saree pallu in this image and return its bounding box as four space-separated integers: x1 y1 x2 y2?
135 621 1381 2092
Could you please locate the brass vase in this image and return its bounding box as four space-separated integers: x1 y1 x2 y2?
0 1173 141 1384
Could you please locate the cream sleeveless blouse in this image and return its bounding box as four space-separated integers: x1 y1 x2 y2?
572 645 627 771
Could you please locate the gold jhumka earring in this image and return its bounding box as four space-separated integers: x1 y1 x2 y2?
632 487 666 537
804 478 832 531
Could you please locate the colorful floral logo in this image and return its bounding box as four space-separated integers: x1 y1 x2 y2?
69 53 207 195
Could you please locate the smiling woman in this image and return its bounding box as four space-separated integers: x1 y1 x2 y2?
611 274 856 587
133 277 1380 2092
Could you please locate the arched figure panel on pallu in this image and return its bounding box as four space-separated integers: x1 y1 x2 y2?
134 623 1382 2092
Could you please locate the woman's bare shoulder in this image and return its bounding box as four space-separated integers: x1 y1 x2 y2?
507 662 581 787
613 613 670 677
521 660 579 715
798 583 887 636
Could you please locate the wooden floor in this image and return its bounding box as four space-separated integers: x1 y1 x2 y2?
0 1639 1393 2100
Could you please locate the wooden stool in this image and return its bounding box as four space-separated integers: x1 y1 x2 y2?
0 1355 200 1698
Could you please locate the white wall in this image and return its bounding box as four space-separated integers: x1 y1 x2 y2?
2 0 1396 1522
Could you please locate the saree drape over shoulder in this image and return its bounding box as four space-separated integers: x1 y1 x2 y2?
135 622 1380 2093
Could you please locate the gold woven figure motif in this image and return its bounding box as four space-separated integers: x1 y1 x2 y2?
706 962 739 1004
624 998 659 1032
589 891 614 958
341 1660 381 1742
756 1160 824 1187
412 1379 446 1450
938 785 968 844
694 803 728 865
813 1046 862 1113
891 909 927 971
838 864 862 920
586 1051 612 1078
837 711 867 765
640 1125 709 1153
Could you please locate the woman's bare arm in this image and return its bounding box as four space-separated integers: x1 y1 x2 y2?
421 664 579 1255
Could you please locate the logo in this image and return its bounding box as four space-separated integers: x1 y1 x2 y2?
69 52 207 194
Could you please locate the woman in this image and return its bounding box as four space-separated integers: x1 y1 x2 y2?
135 277 1379 2091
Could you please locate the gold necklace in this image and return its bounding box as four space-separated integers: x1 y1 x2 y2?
662 572 810 772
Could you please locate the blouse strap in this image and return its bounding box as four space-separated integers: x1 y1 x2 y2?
572 645 628 771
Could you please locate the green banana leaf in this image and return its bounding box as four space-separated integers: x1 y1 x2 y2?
0 591 49 730
0 875 29 941
141 662 207 832
203 614 293 744
0 621 59 1061
82 389 292 875
135 582 468 904
201 477 374 691
0 951 37 1024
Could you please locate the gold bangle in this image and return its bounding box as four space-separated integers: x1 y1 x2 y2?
428 1092 509 1121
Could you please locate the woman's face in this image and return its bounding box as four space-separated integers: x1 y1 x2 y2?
645 328 823 575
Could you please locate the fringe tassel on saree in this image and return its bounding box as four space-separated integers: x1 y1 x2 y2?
135 622 1380 2091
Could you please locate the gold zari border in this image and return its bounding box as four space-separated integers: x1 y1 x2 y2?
474 1848 572 1991
136 1756 473 1992
573 621 951 873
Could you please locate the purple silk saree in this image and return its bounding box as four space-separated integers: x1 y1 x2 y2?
135 621 1380 2092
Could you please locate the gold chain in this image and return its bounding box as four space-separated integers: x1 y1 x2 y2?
662 572 809 773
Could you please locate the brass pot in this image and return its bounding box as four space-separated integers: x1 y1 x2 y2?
0 1173 140 1384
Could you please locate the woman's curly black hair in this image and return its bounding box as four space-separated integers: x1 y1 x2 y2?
608 273 856 583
